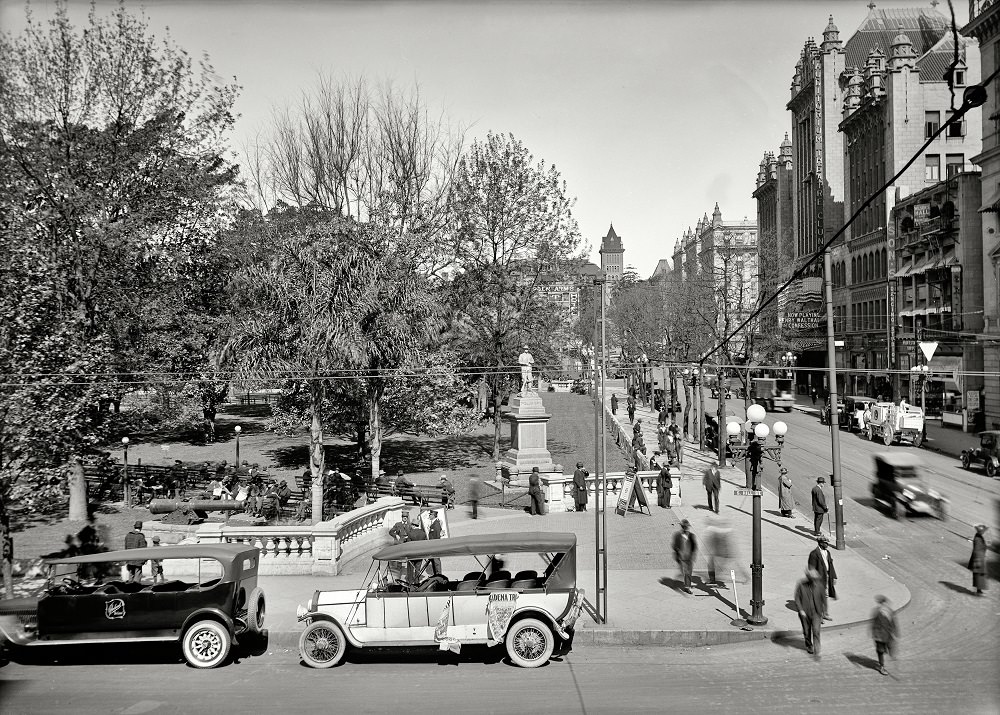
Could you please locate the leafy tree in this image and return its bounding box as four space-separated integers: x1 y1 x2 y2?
447 132 582 459
0 1 239 587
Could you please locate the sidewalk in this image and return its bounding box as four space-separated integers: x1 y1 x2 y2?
256 389 909 650
789 395 981 459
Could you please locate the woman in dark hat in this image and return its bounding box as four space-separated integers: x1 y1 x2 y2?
778 467 794 517
969 524 989 595
573 462 589 512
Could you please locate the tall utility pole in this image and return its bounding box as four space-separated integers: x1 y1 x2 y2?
823 249 845 550
592 276 609 623
717 358 727 467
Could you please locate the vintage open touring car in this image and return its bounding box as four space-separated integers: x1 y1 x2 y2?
296 532 585 669
0 544 265 668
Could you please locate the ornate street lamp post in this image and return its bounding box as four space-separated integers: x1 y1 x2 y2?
234 424 242 465
781 351 797 379
728 404 788 627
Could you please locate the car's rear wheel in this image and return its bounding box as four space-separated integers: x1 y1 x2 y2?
299 621 346 668
883 429 893 447
961 454 971 470
911 432 923 448
505 617 554 668
246 587 265 634
182 620 231 669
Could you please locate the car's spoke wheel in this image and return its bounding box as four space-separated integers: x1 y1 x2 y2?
182 620 231 669
505 618 554 668
987 461 998 478
912 432 923 448
961 454 971 470
246 587 265 634
299 621 346 668
883 429 893 447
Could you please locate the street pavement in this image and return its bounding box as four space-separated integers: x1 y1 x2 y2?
249 386 909 649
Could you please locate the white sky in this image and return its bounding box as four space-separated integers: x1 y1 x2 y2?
0 0 971 276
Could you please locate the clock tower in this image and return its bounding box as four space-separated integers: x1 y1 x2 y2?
599 224 624 280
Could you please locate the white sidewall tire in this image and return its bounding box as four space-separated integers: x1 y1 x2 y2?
299 620 347 669
247 587 265 634
505 617 554 668
182 620 231 669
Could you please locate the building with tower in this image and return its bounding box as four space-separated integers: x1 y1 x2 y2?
785 4 961 394
669 204 758 358
599 224 625 280
753 134 797 367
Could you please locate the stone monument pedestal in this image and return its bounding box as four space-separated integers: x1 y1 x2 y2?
501 392 561 478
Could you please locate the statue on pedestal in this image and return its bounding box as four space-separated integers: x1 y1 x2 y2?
518 346 535 395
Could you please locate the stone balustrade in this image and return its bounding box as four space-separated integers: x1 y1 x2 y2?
193 496 405 575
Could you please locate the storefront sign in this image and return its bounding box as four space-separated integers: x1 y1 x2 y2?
968 391 980 411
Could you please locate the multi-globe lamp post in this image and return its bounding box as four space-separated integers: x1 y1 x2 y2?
780 351 797 378
682 367 703 448
726 403 788 627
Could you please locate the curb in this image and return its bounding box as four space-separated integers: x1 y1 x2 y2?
259 615 880 651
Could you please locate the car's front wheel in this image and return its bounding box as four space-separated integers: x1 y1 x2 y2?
299 620 346 668
961 454 971 470
505 617 554 668
987 460 998 479
182 620 231 669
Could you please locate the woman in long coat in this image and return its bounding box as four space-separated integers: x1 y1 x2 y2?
572 462 589 512
969 524 989 595
778 467 795 517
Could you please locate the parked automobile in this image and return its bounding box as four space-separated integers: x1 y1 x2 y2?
0 544 265 668
867 402 925 447
843 395 875 433
296 532 584 669
871 452 947 520
711 387 734 400
961 431 1000 478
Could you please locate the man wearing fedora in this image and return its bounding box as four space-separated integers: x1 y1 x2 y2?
795 567 826 658
807 534 837 620
811 476 829 536
672 519 698 593
572 462 589 512
438 475 456 509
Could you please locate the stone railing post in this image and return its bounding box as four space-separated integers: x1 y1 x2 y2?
196 522 224 544
540 473 570 513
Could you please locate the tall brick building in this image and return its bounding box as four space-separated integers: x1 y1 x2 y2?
964 0 1000 430
839 17 981 401
784 5 974 396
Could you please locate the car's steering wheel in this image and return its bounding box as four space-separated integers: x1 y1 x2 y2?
61 577 84 592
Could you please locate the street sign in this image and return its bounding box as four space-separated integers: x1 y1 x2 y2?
919 341 938 362
734 489 763 496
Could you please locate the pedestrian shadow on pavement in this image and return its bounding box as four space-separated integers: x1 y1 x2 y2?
844 652 883 673
727 505 818 541
938 580 978 596
770 630 808 652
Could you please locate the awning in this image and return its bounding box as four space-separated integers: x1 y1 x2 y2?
942 247 959 267
915 256 943 275
894 262 914 278
980 186 1000 212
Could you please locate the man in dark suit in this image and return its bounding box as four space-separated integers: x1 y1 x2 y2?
672 519 698 592
124 520 147 582
703 464 721 513
572 462 589 512
795 568 826 658
807 534 836 620
811 476 829 536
